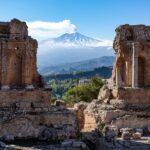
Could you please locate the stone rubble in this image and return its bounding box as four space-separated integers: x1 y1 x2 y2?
80 24 150 149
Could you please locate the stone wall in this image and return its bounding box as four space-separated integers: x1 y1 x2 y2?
113 24 150 88
80 24 150 150
0 89 51 108
0 19 43 89
0 106 78 140
112 88 150 105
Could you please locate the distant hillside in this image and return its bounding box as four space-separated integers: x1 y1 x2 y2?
40 56 115 75
44 66 113 82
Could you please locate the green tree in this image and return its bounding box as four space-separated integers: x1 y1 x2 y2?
63 77 104 104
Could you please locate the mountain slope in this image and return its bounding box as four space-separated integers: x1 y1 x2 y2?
37 32 114 68
53 32 104 47
39 56 115 75
44 66 113 82
39 32 112 48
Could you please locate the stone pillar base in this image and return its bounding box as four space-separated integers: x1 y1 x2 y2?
1 85 10 90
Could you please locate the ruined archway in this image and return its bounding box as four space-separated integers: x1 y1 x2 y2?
116 57 126 87
138 57 145 87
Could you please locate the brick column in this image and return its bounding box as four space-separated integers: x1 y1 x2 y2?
132 42 138 88
24 44 34 90
116 67 121 87
1 41 10 90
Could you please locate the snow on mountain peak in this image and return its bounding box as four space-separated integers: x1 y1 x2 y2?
37 32 114 68
39 32 113 48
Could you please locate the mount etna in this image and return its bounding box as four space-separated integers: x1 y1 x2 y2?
37 32 114 73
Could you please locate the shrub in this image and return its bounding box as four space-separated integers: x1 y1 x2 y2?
63 77 104 104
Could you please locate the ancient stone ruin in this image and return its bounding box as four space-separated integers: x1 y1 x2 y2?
112 24 150 106
0 18 43 89
80 24 150 149
0 18 51 109
0 19 79 147
1 19 150 149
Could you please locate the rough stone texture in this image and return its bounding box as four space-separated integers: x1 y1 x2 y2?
121 131 131 140
82 100 99 132
112 88 150 105
0 19 79 141
0 106 78 140
96 137 150 150
83 100 150 132
74 101 88 130
0 18 51 115
82 113 97 132
120 128 134 135
1 19 150 149
0 18 43 88
0 89 50 107
55 100 66 106
111 115 150 129
82 24 150 149
132 132 141 140
113 24 150 88
98 86 112 102
102 125 118 142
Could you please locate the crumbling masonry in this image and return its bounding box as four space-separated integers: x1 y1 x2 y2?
0 19 78 141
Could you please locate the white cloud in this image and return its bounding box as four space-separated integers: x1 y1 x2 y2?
39 39 113 50
27 20 76 40
27 19 113 56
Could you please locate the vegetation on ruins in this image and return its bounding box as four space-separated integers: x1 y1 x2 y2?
63 77 104 104
49 79 78 99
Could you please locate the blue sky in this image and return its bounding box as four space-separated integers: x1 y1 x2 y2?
0 0 150 40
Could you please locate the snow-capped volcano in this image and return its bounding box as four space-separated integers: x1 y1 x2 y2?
38 32 114 68
54 32 101 46
39 32 112 48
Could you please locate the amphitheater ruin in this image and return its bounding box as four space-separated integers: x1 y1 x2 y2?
0 19 150 149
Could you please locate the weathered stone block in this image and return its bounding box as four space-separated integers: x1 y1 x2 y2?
132 132 141 140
